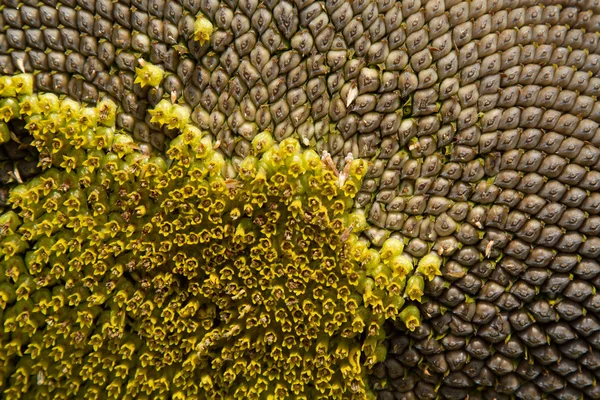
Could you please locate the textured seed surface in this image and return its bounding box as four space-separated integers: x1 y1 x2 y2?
0 0 599 399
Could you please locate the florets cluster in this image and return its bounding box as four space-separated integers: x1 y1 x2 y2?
0 76 441 399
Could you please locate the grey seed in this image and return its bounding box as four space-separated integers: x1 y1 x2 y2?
556 137 584 159
232 13 252 38
550 253 579 274
583 52 600 74
326 50 346 72
287 63 308 89
485 204 507 229
192 66 210 90
273 118 294 141
536 202 566 225
514 172 543 194
418 216 437 241
150 130 166 151
552 65 575 89
291 30 314 56
455 273 482 296
287 87 307 110
311 95 329 120
147 85 164 106
418 116 440 137
437 78 458 102
368 40 389 65
375 92 399 114
581 193 600 215
18 6 40 28
412 88 438 116
524 247 554 268
440 162 462 180
582 31 599 52
405 11 425 36
461 160 484 183
438 99 459 124
131 0 148 12
552 90 577 113
353 33 371 58
385 3 403 33
148 0 165 17
276 51 299 75
273 1 298 39
477 34 496 60
57 7 77 30
501 51 520 75
400 0 421 18
570 95 594 118
200 87 218 111
80 81 100 103
23 30 43 52
249 7 271 34
360 2 379 28
580 237 600 259
504 210 528 233
48 51 66 72
459 61 479 85
377 0 395 14
517 194 545 215
515 25 532 46
368 16 386 43
308 12 329 37
516 150 543 172
564 28 584 51
379 113 399 137
205 32 232 55
238 60 261 89
112 27 132 49
434 124 453 147
448 2 468 26
579 170 600 191
234 31 256 57
535 132 564 154
336 115 357 140
557 163 586 185
39 5 58 27
97 41 116 67
404 238 429 258
214 6 233 29
436 52 458 81
51 73 69 95
164 2 183 25
324 0 344 14
430 33 452 63
191 105 210 130
386 26 406 51
535 86 559 109
406 29 428 56
383 50 408 74
41 28 63 52
555 231 584 253
65 76 82 100
325 71 343 95
465 338 490 361
75 10 94 36
496 86 519 108
495 188 522 208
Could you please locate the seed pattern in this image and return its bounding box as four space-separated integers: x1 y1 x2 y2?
0 0 600 399
0 84 447 398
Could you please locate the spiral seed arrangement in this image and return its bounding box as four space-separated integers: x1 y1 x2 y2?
0 70 444 398
1 0 600 399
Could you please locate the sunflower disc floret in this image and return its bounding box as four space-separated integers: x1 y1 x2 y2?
0 86 427 400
